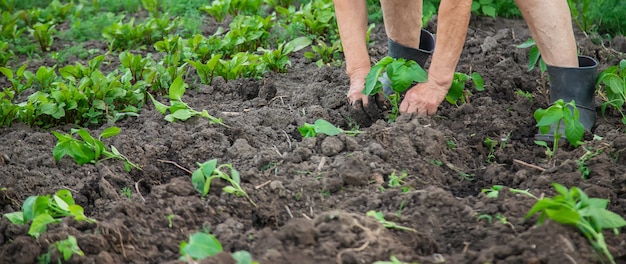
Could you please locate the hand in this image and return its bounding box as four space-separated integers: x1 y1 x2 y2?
399 80 449 116
346 67 371 106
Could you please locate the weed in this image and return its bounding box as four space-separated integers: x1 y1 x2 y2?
167 214 175 228
534 99 585 154
298 118 364 137
483 136 498 163
481 185 538 199
3 189 95 238
526 183 626 263
366 210 416 233
516 89 534 102
446 139 457 150
191 159 257 206
52 126 141 171
429 159 443 166
577 146 603 179
120 187 132 201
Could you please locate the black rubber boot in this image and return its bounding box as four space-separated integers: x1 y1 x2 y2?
381 29 435 95
534 55 598 142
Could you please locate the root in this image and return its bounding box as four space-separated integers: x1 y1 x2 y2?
335 214 383 264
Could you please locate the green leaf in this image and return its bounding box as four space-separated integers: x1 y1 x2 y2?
200 159 218 178
232 250 254 264
516 38 536 49
169 109 193 121
22 196 38 222
594 209 626 229
230 167 240 185
284 36 311 54
148 93 169 114
528 46 540 72
3 212 25 224
222 186 238 194
169 76 185 101
29 214 58 238
68 204 90 221
314 119 342 136
602 74 625 95
471 72 485 91
482 5 496 18
564 120 584 147
53 195 70 211
100 127 121 139
298 123 316 138
363 64 385 96
534 140 548 147
181 232 223 260
536 107 564 127
552 183 570 197
525 198 558 219
545 207 581 225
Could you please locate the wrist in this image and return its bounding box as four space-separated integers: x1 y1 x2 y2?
428 73 453 91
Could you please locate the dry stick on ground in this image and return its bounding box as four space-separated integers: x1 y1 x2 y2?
285 205 293 219
134 179 146 202
513 159 546 172
255 180 272 189
157 159 193 175
336 216 381 264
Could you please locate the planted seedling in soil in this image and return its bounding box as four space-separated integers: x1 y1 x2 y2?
52 126 141 171
39 235 84 264
534 99 585 156
596 59 626 125
191 159 257 207
180 231 258 263
298 118 364 138
366 210 416 233
445 71 485 105
525 183 626 264
148 76 228 127
481 185 538 200
364 56 427 122
3 189 95 238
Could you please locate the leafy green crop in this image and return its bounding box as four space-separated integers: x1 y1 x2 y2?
364 56 428 121
366 210 416 232
39 235 84 264
471 0 496 18
516 38 547 74
186 54 222 85
191 159 257 207
304 40 342 68
526 183 626 264
597 59 626 125
52 126 141 171
3 189 95 238
148 76 227 126
534 99 585 155
260 36 311 73
30 22 56 52
180 231 258 263
102 15 180 50
445 71 485 105
298 118 364 138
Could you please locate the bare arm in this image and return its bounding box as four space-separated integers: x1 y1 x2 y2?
333 0 372 105
400 0 473 115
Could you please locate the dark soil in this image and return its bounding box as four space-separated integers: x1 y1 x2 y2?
2 15 626 264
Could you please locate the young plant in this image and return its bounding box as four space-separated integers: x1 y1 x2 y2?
483 136 497 163
445 71 485 105
364 56 428 121
3 189 95 238
596 59 626 125
534 99 585 155
298 118 364 138
471 0 497 18
481 185 538 199
259 36 311 73
148 76 227 126
180 231 258 263
577 145 603 179
186 54 222 85
516 38 547 74
304 40 342 68
516 89 534 102
52 126 141 171
30 22 56 52
525 183 626 264
120 187 132 201
39 235 84 263
191 159 257 207
366 210 416 233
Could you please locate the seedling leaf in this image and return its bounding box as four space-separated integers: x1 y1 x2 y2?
169 76 185 101
313 119 342 136
181 232 223 260
29 214 59 238
100 127 121 139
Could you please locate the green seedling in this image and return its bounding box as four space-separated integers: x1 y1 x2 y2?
525 183 626 264
477 214 493 224
534 140 555 159
366 210 416 233
191 159 256 207
596 59 626 125
373 256 415 264
483 136 498 163
120 187 132 201
0 40 12 66
304 40 342 68
446 139 457 150
516 38 547 73
30 22 56 52
481 185 538 200
364 56 428 122
260 36 311 73
0 64 32 97
446 71 485 106
387 170 408 188
180 231 259 263
167 214 175 228
148 76 227 127
3 189 95 238
471 0 497 18
52 126 141 171
534 99 585 154
186 54 222 85
516 89 534 102
298 118 364 138
39 235 84 263
577 146 603 179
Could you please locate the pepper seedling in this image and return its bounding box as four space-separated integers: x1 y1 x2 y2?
191 159 256 207
298 118 364 138
534 99 585 155
525 183 626 264
364 56 428 122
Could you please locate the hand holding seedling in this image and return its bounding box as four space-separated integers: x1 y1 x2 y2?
399 79 449 116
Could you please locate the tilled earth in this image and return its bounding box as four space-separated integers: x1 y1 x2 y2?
1 15 626 264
